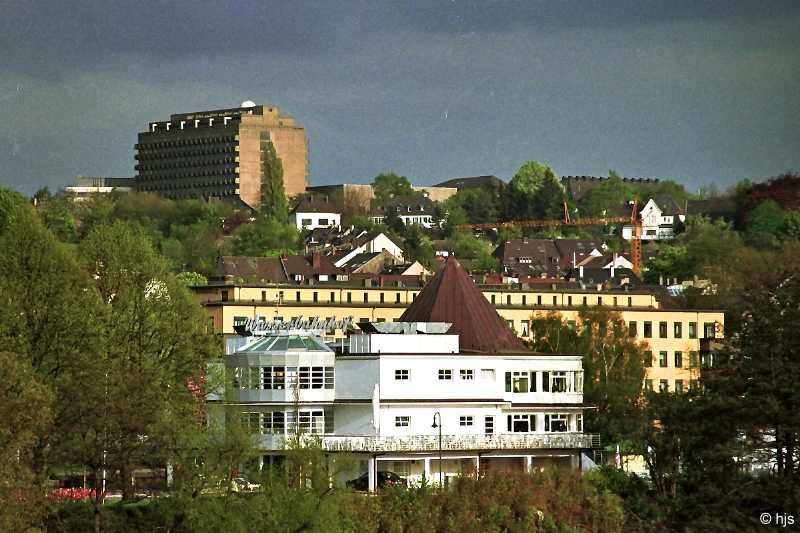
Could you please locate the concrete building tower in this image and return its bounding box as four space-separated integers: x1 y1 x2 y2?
134 101 307 209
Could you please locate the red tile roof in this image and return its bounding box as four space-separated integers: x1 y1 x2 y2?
400 257 528 354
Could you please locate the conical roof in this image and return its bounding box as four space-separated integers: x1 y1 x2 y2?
400 257 528 353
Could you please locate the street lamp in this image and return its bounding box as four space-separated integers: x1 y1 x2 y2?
431 412 442 486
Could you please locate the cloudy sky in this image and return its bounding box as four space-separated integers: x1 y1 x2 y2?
1 0 798 195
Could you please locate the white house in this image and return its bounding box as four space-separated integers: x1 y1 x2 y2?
622 198 686 241
370 195 436 229
289 197 342 231
333 231 404 267
219 258 597 491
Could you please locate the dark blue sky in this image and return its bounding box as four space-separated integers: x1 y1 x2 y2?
1 0 798 195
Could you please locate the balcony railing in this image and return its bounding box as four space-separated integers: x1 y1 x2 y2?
260 433 600 452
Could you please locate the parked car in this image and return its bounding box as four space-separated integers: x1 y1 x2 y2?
346 471 408 491
231 477 261 492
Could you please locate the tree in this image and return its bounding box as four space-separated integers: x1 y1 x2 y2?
77 221 218 503
578 174 634 218
743 199 787 247
232 218 301 256
0 351 52 532
372 172 415 204
505 160 561 221
260 140 288 221
529 309 647 446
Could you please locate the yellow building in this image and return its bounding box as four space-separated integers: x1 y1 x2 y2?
193 283 723 392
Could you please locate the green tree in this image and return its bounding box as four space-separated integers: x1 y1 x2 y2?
232 218 301 256
743 199 786 247
372 172 415 204
77 222 218 503
0 351 53 532
402 224 435 266
529 309 647 446
505 160 561 221
260 139 288 221
578 174 634 217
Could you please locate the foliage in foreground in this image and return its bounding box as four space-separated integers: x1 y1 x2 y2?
44 469 626 533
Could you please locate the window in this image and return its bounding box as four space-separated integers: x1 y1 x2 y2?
481 368 496 381
659 380 669 393
363 293 368 303
643 321 652 338
659 351 668 368
551 371 568 393
582 296 588 306
313 291 318 303
576 414 583 432
506 295 511 305
598 296 602 305
703 322 715 339
261 411 285 434
459 416 474 426
395 369 409 380
688 322 697 339
644 351 653 368
552 296 557 305
613 296 618 306
395 292 401 303
521 320 530 337
689 351 699 368
484 416 494 435
380 293 384 303
395 416 410 427
568 296 573 306
330 292 335 302
460 369 474 380
491 294 496 304
522 295 527 305
242 412 261 433
301 218 312 227
507 414 536 433
537 295 542 305
505 371 530 393
674 322 682 338
674 351 683 368
438 369 452 380
541 371 550 392
628 297 632 307
221 290 229 301
674 379 684 393
347 292 352 303
545 414 568 432
318 218 328 226
659 321 668 338
295 291 301 302
644 379 653 392
261 290 267 302
628 321 637 337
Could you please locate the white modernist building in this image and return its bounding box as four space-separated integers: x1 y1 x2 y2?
220 259 598 491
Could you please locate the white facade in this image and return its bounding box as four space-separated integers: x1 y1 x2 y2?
290 211 341 231
622 199 686 241
333 232 404 267
222 324 595 491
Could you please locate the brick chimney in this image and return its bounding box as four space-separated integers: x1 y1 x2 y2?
312 252 322 271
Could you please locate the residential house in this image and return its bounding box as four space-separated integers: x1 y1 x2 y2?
289 197 342 231
622 198 686 241
371 195 436 228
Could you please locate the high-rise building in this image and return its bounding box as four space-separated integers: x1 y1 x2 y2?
134 101 307 209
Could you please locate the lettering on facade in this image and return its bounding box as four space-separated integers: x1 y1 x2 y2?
234 316 354 336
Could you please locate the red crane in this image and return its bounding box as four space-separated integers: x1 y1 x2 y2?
455 200 643 275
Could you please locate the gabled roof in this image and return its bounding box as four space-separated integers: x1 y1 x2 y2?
371 195 436 216
216 256 287 283
291 196 342 214
399 257 527 353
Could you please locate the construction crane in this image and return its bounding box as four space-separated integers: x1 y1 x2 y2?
455 200 643 275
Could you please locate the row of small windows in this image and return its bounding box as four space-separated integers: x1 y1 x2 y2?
233 366 334 390
138 179 237 192
232 290 418 305
629 321 717 339
394 368 582 393
644 350 716 369
137 135 237 149
242 409 333 435
137 157 237 170
137 171 237 183
489 294 635 308
137 148 237 161
392 413 583 433
645 379 701 394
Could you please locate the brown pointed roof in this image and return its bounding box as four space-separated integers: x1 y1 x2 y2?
400 257 528 353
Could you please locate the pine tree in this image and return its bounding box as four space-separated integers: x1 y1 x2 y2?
260 136 288 221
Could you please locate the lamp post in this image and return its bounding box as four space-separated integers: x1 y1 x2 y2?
431 412 442 486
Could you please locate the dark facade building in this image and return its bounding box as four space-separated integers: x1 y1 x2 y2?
135 102 307 209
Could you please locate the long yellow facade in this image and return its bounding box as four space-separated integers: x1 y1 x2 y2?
194 284 724 394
